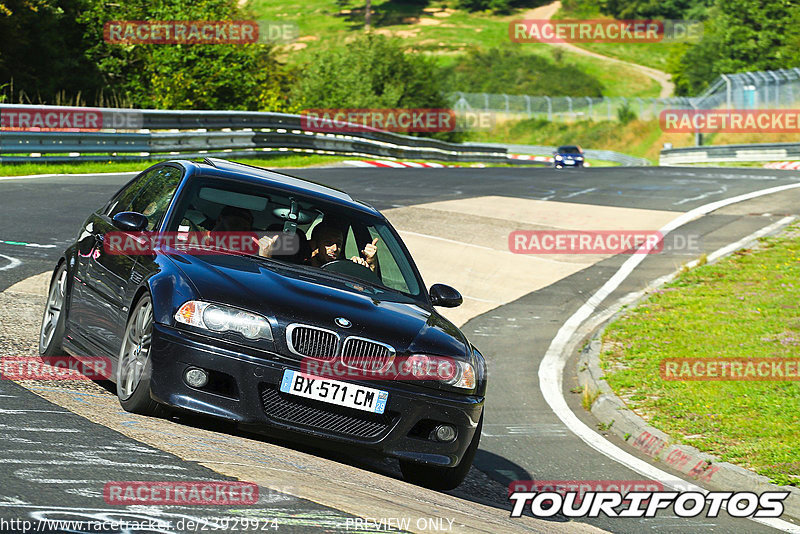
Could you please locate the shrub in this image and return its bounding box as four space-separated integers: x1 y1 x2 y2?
617 101 637 124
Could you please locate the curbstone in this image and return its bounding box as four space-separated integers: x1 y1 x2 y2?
580 327 800 520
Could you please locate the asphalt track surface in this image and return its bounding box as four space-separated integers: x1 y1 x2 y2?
1 165 800 533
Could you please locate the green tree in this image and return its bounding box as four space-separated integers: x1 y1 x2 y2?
600 0 711 19
292 34 459 139
77 0 294 110
670 0 800 95
445 47 605 97
293 34 448 110
0 0 105 104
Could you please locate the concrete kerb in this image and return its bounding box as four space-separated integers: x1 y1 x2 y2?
575 234 800 520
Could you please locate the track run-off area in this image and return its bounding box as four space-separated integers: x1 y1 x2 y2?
1 165 800 534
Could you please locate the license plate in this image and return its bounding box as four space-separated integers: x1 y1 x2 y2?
279 370 388 414
565 160 575 165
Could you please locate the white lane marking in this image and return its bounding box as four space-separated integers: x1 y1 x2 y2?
539 181 800 532
673 185 729 206
463 295 501 304
561 187 597 199
398 230 588 266
0 171 139 182
0 409 71 414
0 241 57 249
0 253 21 271
342 160 374 167
0 425 81 432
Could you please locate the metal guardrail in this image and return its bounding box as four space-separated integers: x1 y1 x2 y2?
0 104 508 164
465 142 651 166
0 104 651 166
659 142 800 166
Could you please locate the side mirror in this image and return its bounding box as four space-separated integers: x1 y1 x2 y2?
429 284 463 308
112 211 148 232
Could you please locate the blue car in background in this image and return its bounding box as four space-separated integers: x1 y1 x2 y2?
553 145 585 168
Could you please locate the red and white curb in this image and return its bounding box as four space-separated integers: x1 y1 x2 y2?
764 161 800 170
510 154 590 166
343 155 585 168
343 160 458 168
509 154 554 163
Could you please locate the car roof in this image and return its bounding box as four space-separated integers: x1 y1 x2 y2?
174 158 381 217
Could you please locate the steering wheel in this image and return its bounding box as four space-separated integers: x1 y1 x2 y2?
320 259 383 285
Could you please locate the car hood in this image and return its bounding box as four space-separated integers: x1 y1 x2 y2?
165 252 470 358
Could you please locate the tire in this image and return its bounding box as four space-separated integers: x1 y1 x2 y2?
39 263 68 356
117 294 162 416
399 413 483 491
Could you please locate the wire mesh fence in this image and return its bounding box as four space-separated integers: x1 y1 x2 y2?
449 68 800 123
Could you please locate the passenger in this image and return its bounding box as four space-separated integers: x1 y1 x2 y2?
212 206 254 232
209 206 280 258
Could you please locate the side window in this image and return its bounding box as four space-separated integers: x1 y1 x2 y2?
368 228 409 293
128 167 182 230
104 170 155 217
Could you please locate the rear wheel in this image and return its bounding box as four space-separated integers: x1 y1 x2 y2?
117 295 162 416
399 413 483 491
39 263 68 356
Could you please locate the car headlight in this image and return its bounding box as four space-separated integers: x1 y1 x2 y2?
444 360 476 390
404 354 476 390
555 155 563 161
575 156 584 160
175 301 273 341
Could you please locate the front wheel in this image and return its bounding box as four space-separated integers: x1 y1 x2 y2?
117 295 162 416
39 263 68 356
399 413 483 491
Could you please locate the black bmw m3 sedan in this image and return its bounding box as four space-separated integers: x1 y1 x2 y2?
39 157 486 490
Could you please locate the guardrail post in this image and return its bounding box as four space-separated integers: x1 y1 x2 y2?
566 96 573 119
545 96 552 121
693 103 702 146
503 93 510 113
586 97 592 120
721 74 732 109
524 95 531 116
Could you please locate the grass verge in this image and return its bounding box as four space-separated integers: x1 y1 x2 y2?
0 154 354 177
600 225 800 487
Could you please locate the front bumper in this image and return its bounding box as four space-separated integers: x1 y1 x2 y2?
148 323 484 467
554 158 584 167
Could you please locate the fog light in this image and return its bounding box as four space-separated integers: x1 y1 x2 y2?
432 424 457 442
185 368 209 388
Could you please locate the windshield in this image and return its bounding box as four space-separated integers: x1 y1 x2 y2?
558 146 582 154
166 177 424 298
